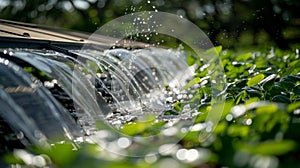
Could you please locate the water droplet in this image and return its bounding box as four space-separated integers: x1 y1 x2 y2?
176 149 187 160
117 137 131 148
145 154 157 163
186 149 199 162
226 114 233 121
245 119 252 125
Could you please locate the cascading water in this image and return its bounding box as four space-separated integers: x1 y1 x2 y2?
0 46 196 150
0 57 81 149
0 11 228 158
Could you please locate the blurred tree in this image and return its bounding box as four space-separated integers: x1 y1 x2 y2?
0 0 299 48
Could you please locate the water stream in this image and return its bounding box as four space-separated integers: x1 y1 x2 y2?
0 47 196 150
0 57 81 148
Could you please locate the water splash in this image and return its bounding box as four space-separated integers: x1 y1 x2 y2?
0 11 226 157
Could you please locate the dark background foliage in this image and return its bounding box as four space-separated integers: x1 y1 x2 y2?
1 0 299 49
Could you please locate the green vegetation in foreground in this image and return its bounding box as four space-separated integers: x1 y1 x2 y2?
3 46 300 168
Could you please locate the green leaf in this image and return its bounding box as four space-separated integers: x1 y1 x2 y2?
227 125 249 137
122 122 147 136
287 101 300 112
244 86 261 97
272 95 291 103
292 85 300 95
186 54 197 66
247 74 265 86
236 52 252 62
183 77 201 90
173 101 182 111
245 97 260 105
203 46 222 59
279 80 295 91
269 84 285 97
256 104 278 114
45 144 77 167
164 109 179 115
3 153 25 165
260 74 276 91
240 140 297 156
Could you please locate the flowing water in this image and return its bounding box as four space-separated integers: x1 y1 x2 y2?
0 57 81 148
0 47 196 150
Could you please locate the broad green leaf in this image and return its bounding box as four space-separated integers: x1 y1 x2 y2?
186 54 197 66
256 104 278 114
269 84 285 97
183 77 201 90
236 52 252 62
122 122 147 136
245 97 260 105
213 122 227 135
279 80 295 91
287 101 300 112
247 74 265 86
244 86 261 97
272 95 291 103
45 144 77 167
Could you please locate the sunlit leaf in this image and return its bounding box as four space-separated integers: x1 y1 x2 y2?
236 52 252 62
122 122 147 136
287 101 300 112
186 54 197 66
247 74 265 86
256 104 278 114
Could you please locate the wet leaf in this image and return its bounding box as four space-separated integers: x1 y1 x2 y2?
164 109 179 115
247 74 265 86
260 74 276 91
272 95 291 103
122 122 147 136
186 54 197 66
183 77 201 90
